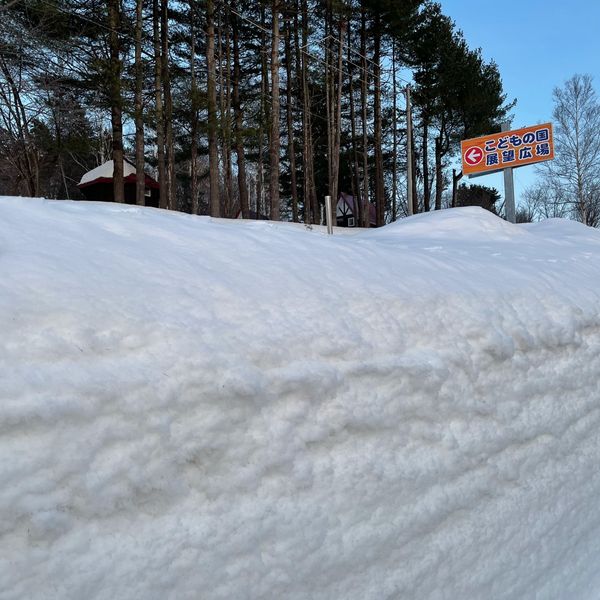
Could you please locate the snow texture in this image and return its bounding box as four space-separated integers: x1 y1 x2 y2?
2 197 600 600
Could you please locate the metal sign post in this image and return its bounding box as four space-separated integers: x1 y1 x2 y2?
501 122 516 223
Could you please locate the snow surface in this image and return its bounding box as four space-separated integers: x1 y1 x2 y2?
79 160 136 185
2 196 600 600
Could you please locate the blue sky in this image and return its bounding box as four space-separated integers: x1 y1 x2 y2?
438 0 600 205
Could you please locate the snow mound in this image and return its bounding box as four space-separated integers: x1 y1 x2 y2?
373 205 526 240
2 197 600 600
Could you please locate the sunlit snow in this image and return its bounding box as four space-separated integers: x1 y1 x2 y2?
2 196 600 599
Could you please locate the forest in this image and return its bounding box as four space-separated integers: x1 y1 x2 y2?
0 0 511 225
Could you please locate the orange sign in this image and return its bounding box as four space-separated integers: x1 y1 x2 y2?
461 123 554 176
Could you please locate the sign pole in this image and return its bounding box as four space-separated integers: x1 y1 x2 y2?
501 122 516 223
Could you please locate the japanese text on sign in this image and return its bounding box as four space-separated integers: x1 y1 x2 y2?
461 123 554 176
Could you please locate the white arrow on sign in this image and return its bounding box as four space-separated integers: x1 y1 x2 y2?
464 147 483 166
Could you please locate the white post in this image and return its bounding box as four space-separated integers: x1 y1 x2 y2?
406 85 414 216
502 122 516 223
325 195 333 235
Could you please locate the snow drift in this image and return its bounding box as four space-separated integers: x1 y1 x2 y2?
1 197 600 600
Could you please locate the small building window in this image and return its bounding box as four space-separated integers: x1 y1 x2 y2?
347 217 355 227
144 188 152 197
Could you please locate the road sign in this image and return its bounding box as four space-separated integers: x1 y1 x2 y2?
461 123 554 177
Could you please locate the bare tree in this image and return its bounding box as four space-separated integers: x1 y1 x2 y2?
0 55 39 196
522 182 574 222
539 74 600 226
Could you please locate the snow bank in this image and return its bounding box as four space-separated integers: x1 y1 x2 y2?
2 197 600 600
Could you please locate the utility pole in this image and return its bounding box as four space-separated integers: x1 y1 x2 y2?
406 85 414 216
502 122 516 223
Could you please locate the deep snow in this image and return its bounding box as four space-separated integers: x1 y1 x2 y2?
2 197 600 599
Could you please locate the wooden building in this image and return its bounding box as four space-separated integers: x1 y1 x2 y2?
336 192 377 227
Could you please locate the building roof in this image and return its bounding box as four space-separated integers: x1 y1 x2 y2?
78 160 159 189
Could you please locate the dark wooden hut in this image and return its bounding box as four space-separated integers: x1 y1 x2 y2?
336 192 377 227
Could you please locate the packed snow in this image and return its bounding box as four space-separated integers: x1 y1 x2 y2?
2 196 600 600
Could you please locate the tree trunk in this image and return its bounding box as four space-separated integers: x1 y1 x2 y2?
325 1 333 204
232 6 249 218
330 15 345 211
391 40 397 221
348 28 362 226
373 14 384 226
360 5 370 227
217 11 233 216
161 0 175 210
108 0 124 203
256 5 269 218
190 0 199 214
206 0 220 217
294 0 311 222
284 14 298 222
269 0 280 221
153 0 166 209
301 0 316 223
435 135 443 211
422 118 430 212
134 0 145 206
452 169 462 208
412 130 419 214
224 15 234 217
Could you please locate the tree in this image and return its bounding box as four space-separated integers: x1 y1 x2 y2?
410 2 453 213
409 3 511 213
536 74 600 226
1 0 512 230
455 183 500 214
521 181 572 222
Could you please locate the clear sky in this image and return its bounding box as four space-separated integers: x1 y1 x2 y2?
438 0 600 206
